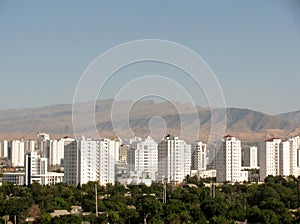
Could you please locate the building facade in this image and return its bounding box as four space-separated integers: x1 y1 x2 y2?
242 146 258 168
0 140 8 158
259 137 300 180
191 141 207 171
25 151 63 185
157 134 191 183
119 144 129 163
48 137 74 167
37 132 50 157
280 140 291 176
99 138 115 185
2 172 25 185
25 151 46 185
64 138 98 185
128 136 158 181
289 136 300 177
8 140 25 167
216 135 242 182
64 137 116 186
24 140 36 152
259 138 281 180
48 140 64 166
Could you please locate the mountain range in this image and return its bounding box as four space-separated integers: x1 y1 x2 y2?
0 99 300 143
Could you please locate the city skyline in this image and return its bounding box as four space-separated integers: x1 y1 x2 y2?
0 1 300 114
2 132 300 186
1 1 300 223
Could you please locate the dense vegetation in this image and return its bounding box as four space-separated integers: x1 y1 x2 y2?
0 176 299 223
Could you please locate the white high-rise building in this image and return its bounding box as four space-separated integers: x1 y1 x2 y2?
64 138 98 185
259 138 281 180
280 140 291 176
242 146 258 168
113 139 120 163
128 136 158 181
216 135 242 183
260 137 300 180
47 137 74 167
99 138 115 185
184 143 192 177
9 140 25 167
0 140 8 158
191 141 207 171
157 134 191 183
289 136 300 176
64 137 116 186
48 140 64 166
37 132 50 157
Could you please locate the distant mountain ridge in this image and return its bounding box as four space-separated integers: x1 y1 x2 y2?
276 110 300 125
0 100 299 143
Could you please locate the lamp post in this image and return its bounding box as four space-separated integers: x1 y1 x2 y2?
95 184 98 217
297 177 300 212
163 177 167 203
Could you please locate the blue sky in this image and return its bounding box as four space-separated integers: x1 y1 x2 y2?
0 1 299 114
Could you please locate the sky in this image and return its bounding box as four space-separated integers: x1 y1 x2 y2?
0 0 300 115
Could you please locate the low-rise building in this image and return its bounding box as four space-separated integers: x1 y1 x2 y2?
2 172 25 185
31 172 64 185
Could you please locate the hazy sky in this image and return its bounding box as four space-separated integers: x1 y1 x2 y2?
0 1 300 114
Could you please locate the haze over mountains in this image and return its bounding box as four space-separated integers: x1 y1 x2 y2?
0 99 300 143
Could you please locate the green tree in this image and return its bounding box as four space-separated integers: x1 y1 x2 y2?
260 209 279 224
52 197 71 210
189 205 207 223
39 213 52 224
136 196 162 224
201 198 227 220
211 216 235 224
260 198 292 223
163 199 190 223
227 203 246 221
108 211 123 224
247 205 263 223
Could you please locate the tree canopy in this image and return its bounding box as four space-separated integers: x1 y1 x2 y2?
0 176 298 223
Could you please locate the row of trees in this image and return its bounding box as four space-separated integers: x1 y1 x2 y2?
0 175 299 223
